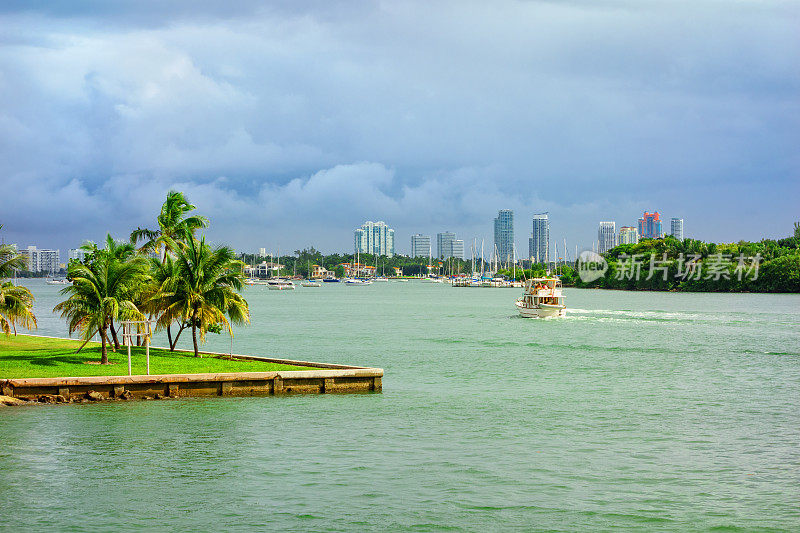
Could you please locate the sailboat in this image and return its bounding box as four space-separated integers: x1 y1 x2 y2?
374 256 388 281
267 248 295 290
345 247 372 285
301 260 321 287
45 262 70 285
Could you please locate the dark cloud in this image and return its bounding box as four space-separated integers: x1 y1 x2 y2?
0 1 797 256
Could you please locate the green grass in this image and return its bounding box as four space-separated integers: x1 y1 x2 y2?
0 334 314 379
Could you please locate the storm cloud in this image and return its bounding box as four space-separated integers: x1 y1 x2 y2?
1 1 797 254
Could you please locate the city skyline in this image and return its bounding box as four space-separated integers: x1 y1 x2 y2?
0 2 796 257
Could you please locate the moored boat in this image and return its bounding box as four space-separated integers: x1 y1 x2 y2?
344 278 373 285
515 277 566 318
267 278 296 290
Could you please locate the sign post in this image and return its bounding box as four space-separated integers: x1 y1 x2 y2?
120 319 156 376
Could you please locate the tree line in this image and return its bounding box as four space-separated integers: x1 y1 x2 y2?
574 232 800 293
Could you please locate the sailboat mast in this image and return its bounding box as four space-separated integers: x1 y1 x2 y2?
513 244 516 281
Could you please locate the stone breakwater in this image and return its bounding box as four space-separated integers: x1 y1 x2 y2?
1 353 383 405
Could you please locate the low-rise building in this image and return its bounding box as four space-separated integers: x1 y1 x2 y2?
310 264 333 279
254 261 283 278
341 263 376 278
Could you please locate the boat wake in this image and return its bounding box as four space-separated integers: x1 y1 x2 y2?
567 308 704 322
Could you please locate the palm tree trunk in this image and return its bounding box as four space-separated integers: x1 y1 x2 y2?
167 324 173 350
170 323 186 351
109 319 120 351
100 325 109 365
192 321 200 357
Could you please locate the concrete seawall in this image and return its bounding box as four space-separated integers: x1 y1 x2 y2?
1 351 383 401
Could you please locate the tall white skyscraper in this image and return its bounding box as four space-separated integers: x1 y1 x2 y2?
598 222 617 253
410 234 431 258
528 212 549 263
671 218 684 241
354 221 395 257
493 209 514 262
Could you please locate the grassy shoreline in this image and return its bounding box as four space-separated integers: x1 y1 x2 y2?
0 334 313 379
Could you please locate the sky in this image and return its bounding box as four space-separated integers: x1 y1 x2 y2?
1 0 798 258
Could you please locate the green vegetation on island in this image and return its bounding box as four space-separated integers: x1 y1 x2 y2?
575 231 800 293
0 335 312 379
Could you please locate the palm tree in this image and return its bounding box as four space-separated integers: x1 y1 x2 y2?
1 243 28 279
76 235 141 349
130 191 209 261
0 239 37 336
54 237 150 364
141 254 187 351
0 281 37 336
157 230 249 357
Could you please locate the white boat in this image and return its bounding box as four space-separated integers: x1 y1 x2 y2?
45 278 70 285
267 278 295 290
345 278 373 286
301 280 321 287
515 277 566 318
373 276 389 282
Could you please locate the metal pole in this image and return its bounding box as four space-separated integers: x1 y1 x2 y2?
126 324 132 376
145 321 150 375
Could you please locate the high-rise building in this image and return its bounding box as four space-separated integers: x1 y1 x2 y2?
493 209 514 263
598 222 617 253
410 234 431 258
437 232 454 259
638 211 664 240
619 226 639 245
528 212 549 264
670 218 684 241
21 246 60 273
436 232 464 260
354 220 395 257
258 247 266 257
68 248 86 262
451 239 464 260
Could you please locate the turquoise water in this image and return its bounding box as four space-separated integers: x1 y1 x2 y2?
2 280 799 531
